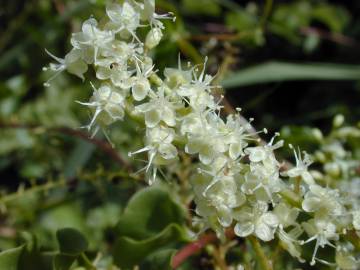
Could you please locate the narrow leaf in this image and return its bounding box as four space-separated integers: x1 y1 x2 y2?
222 61 360 88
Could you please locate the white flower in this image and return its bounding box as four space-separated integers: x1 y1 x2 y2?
274 203 299 228
129 125 178 183
95 40 142 88
180 112 205 135
241 162 282 203
278 225 304 262
192 172 245 228
135 87 177 128
245 135 283 166
283 146 314 185
274 203 304 262
302 218 339 265
177 58 218 112
137 0 174 29
336 247 359 270
164 63 192 90
302 184 344 217
221 115 253 160
71 18 114 63
105 1 140 40
44 49 88 86
146 126 178 161
184 113 228 165
234 201 278 242
131 62 153 101
129 126 177 162
77 83 126 135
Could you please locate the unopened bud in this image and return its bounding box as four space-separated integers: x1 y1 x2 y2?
145 28 163 49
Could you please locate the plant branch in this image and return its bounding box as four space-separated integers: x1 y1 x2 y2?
171 228 235 269
248 235 273 270
260 0 274 30
0 179 66 206
0 122 132 171
300 26 358 47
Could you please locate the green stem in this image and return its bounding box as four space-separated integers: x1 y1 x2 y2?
80 253 96 270
176 37 203 65
0 179 66 205
260 0 274 30
294 176 302 194
248 236 273 270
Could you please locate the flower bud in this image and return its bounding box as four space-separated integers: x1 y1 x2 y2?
145 27 163 49
324 162 341 178
333 114 344 128
311 128 323 141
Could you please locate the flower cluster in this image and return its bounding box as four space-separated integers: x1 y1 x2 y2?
46 1 360 268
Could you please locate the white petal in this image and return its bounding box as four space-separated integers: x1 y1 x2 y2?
247 148 266 163
67 60 88 80
255 223 274 242
233 207 253 222
229 143 242 160
106 3 122 23
262 213 279 227
302 171 315 185
234 222 254 238
96 66 111 80
286 167 302 178
162 107 176 127
145 109 161 128
132 80 150 101
199 147 214 165
185 139 202 154
217 206 232 227
158 144 177 160
302 197 321 212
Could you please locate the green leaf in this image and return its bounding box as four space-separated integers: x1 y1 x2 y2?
113 186 188 269
312 4 350 32
182 0 220 16
225 11 258 32
115 186 186 240
0 246 24 270
113 224 186 269
56 228 88 255
222 62 360 88
53 254 77 270
141 248 177 270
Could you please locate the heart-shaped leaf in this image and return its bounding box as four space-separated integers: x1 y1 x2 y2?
56 228 88 255
115 186 186 240
113 224 187 269
0 245 24 270
53 254 77 270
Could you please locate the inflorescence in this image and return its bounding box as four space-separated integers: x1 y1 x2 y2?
45 1 360 267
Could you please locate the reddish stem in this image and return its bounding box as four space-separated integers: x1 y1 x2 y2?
300 26 357 47
172 228 235 269
172 233 217 268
